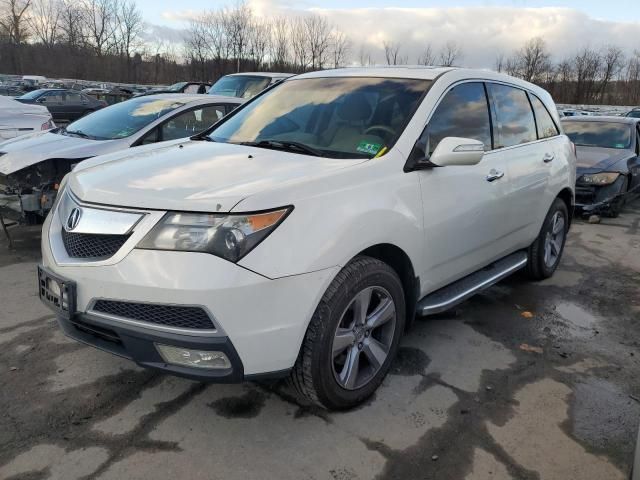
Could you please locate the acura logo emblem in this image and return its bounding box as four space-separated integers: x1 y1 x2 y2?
66 207 82 231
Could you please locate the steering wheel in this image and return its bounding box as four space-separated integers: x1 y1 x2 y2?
363 125 396 139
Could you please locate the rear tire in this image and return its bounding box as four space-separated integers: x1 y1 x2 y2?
525 198 569 280
289 256 405 410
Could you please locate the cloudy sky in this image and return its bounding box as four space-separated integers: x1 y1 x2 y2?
142 0 640 67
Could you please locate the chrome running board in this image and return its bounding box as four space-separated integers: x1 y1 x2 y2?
417 251 528 316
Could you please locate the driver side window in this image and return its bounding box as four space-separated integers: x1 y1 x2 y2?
421 82 492 155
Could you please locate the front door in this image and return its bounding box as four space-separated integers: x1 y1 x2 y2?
415 81 513 293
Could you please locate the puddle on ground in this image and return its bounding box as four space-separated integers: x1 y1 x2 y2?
554 302 599 336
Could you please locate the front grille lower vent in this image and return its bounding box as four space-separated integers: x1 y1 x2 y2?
62 230 130 259
92 300 216 330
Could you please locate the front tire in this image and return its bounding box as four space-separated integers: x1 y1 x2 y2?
525 198 569 280
290 256 405 410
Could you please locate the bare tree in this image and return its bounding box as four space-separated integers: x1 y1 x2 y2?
58 0 84 48
269 16 289 69
116 0 143 60
290 16 308 71
224 1 252 72
438 41 462 67
598 45 624 102
573 47 602 103
510 37 550 82
304 14 331 69
0 0 32 45
27 0 60 48
383 40 405 65
184 18 208 79
494 52 505 73
330 29 350 68
82 0 118 57
418 43 435 66
358 44 372 66
248 17 270 69
0 0 32 71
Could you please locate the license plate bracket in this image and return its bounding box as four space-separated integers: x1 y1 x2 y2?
37 265 76 319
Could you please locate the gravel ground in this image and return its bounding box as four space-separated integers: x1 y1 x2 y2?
0 200 639 480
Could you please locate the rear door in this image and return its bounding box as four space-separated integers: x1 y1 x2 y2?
64 91 86 120
415 81 513 291
41 91 65 121
486 83 558 246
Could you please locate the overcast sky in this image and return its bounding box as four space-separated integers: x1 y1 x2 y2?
142 0 640 67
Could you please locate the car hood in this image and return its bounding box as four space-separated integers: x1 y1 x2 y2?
575 146 632 173
69 141 366 212
0 131 120 175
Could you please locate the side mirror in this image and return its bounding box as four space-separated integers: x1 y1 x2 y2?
429 137 485 167
36 97 46 103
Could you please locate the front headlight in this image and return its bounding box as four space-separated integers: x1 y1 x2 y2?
50 174 69 213
137 207 291 262
579 172 620 185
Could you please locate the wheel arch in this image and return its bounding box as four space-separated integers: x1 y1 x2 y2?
556 187 574 226
356 243 419 331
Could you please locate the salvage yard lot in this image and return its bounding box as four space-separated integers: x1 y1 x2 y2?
1 202 639 480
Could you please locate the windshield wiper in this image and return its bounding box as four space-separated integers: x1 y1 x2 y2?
191 133 216 142
65 129 95 140
241 139 323 157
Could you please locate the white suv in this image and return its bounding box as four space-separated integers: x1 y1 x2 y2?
39 67 575 409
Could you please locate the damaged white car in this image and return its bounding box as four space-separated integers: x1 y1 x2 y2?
0 94 242 223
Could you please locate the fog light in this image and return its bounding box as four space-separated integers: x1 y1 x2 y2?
155 344 231 369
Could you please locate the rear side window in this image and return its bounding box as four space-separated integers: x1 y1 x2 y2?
529 94 559 139
488 83 537 148
425 82 492 154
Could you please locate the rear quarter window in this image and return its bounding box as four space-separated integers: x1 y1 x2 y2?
529 94 559 139
488 83 537 148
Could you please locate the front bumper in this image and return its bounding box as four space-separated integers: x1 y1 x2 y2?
575 175 631 213
57 312 248 382
42 210 338 377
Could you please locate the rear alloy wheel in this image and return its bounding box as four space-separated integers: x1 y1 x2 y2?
290 256 405 410
525 198 569 280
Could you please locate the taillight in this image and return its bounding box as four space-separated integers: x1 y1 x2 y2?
41 120 52 130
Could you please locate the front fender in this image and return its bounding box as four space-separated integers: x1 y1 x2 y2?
236 154 424 280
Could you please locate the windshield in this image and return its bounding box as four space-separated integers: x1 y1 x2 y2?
210 75 271 98
626 110 640 118
209 77 430 158
64 97 185 140
18 89 47 100
167 82 188 92
563 121 632 149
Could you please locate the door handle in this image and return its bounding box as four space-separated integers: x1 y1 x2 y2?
543 153 555 163
486 169 504 182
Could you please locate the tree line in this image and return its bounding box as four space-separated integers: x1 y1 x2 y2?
1 0 640 105
495 37 640 105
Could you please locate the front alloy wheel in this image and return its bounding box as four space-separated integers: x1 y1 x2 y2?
290 256 405 410
332 286 396 390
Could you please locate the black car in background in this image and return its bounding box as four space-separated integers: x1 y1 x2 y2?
15 89 107 122
562 116 640 217
626 108 640 118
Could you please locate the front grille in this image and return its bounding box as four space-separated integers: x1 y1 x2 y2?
62 230 130 259
92 299 216 330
